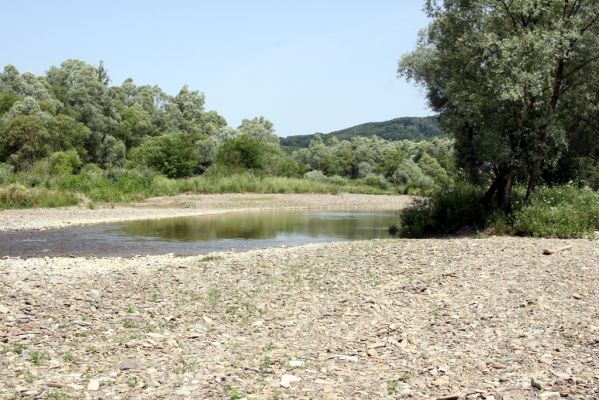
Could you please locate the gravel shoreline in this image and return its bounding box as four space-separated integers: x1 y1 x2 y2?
0 237 597 399
0 193 413 232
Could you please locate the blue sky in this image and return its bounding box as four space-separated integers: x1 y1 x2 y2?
2 1 431 136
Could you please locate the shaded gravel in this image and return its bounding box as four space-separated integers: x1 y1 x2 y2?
0 237 597 399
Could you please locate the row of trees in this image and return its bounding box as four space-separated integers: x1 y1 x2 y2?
293 135 454 193
0 60 296 178
0 59 456 195
399 0 599 208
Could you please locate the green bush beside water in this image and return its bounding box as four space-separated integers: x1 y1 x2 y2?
400 183 599 239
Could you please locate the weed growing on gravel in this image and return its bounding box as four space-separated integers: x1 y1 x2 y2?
30 350 49 366
44 391 70 400
207 287 220 307
62 352 76 363
225 385 243 400
123 319 137 329
199 255 222 262
23 371 34 384
387 380 399 395
11 344 25 355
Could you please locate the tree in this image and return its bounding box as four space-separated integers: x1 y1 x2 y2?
0 115 51 170
399 0 599 209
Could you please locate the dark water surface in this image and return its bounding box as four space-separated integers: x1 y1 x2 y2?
0 210 400 258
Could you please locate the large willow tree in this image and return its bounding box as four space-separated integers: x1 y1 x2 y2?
399 0 599 209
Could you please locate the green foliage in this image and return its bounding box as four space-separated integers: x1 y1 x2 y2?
399 0 599 209
0 91 20 114
296 135 453 194
399 183 485 237
400 183 599 239
129 132 201 178
0 114 51 170
216 135 267 170
281 116 443 148
511 185 599 238
0 184 79 210
49 150 82 176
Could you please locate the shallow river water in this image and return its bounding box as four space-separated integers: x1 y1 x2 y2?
0 210 400 258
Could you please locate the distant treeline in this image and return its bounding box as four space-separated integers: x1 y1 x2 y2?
280 116 444 148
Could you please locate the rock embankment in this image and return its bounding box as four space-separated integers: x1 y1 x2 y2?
0 237 597 398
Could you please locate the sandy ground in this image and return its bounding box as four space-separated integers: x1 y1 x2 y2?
0 193 414 232
0 237 597 399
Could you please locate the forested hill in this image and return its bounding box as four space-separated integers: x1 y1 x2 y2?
281 116 443 148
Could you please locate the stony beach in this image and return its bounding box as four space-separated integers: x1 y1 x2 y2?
0 195 597 399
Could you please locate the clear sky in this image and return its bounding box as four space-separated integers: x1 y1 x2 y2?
2 1 431 136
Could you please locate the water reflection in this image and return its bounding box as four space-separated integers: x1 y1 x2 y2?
121 211 399 241
0 210 401 258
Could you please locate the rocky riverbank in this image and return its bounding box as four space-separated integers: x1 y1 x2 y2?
0 237 597 399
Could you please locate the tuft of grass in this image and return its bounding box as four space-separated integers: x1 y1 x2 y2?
199 255 222 262
29 350 49 366
44 391 70 400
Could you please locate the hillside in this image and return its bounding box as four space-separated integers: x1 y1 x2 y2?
281 116 444 148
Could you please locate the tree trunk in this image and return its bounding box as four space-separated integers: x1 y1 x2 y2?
524 170 537 203
481 165 515 211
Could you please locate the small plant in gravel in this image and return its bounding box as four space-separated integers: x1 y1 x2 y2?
225 385 243 400
174 358 200 374
123 319 137 329
62 352 76 363
207 287 220 307
30 350 49 366
86 346 98 355
11 344 25 355
199 255 222 262
44 391 70 400
23 371 35 384
387 380 399 395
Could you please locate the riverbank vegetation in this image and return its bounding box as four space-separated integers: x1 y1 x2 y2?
397 0 599 238
0 60 452 209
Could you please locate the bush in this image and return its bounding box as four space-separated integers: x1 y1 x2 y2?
215 135 267 171
399 183 599 238
129 132 200 178
511 185 599 238
49 150 82 176
399 182 484 237
304 170 327 182
0 163 15 185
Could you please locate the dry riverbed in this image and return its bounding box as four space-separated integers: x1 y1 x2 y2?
0 237 597 399
0 193 413 232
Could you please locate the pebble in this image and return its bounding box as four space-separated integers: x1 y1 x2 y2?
539 392 561 400
88 379 100 391
280 374 301 388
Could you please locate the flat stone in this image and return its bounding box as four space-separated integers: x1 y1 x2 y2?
119 358 139 371
280 374 301 388
539 392 561 400
288 360 304 368
87 379 100 391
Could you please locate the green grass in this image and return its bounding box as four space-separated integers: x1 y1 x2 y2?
0 167 395 210
400 183 599 239
0 185 79 210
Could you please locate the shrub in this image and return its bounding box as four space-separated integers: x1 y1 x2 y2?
399 182 485 237
49 150 82 175
304 170 327 182
215 135 266 171
129 132 200 178
0 163 15 185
